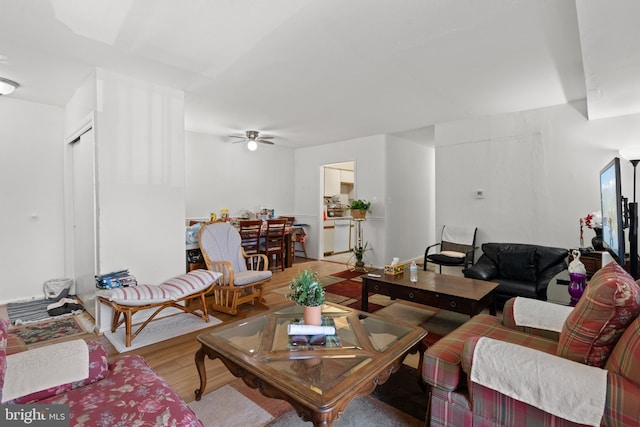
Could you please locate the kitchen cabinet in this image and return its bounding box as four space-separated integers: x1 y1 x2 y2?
333 219 351 252
340 170 354 184
323 223 334 255
324 168 341 197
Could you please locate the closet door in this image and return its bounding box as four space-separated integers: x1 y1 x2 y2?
71 128 97 317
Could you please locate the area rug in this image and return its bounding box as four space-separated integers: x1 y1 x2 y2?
9 314 90 345
189 377 423 427
372 363 428 421
7 296 84 325
321 272 393 313
105 312 221 353
329 269 365 280
375 301 468 347
323 279 363 300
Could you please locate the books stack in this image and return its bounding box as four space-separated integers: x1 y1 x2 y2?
95 270 138 289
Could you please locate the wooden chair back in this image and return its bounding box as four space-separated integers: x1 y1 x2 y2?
263 218 287 271
239 220 263 255
279 216 295 227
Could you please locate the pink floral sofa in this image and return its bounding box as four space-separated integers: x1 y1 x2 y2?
1 319 202 426
422 262 640 426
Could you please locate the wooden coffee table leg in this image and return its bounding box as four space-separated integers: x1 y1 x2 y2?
489 292 497 316
194 345 207 400
361 279 369 312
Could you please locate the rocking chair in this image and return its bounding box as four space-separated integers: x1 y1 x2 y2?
198 221 271 316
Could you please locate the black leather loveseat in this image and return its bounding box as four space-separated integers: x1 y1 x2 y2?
462 242 568 308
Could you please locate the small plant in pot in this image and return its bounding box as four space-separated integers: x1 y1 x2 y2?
348 199 372 220
286 269 325 325
353 241 370 267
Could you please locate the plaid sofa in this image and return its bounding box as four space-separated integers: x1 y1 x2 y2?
1 319 202 426
422 262 640 427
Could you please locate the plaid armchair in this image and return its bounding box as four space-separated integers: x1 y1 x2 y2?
422 262 640 427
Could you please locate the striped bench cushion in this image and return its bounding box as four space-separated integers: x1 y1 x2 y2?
99 284 174 306
99 270 221 306
159 270 221 297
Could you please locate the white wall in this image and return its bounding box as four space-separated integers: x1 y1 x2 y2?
435 101 640 254
93 69 186 285
294 135 387 266
185 131 295 220
386 133 436 264
0 98 65 303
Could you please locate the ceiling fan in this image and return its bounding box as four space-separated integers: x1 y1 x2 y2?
228 130 274 151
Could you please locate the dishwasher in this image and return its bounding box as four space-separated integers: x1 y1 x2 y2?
333 219 352 253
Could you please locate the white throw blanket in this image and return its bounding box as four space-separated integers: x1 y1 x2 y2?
470 337 607 426
2 340 89 403
513 297 574 332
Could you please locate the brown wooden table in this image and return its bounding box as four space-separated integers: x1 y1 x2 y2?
361 268 498 316
194 302 426 427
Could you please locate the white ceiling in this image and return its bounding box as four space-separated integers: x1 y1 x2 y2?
1 0 639 147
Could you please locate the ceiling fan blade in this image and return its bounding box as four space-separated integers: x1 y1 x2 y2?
231 139 247 144
259 140 275 145
228 135 246 139
257 136 274 139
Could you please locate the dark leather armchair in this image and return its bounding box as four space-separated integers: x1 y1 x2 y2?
462 243 568 308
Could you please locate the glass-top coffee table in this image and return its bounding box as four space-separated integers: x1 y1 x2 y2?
194 302 427 427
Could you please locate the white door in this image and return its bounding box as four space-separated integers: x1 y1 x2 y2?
72 129 97 317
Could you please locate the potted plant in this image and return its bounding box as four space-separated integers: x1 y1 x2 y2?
285 269 325 325
348 199 372 220
353 241 370 268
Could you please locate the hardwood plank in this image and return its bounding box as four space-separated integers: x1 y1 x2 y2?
4 259 347 403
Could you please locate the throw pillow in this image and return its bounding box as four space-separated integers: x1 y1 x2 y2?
605 316 640 384
557 262 640 367
497 246 537 283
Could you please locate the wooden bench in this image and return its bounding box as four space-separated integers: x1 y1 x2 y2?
97 270 221 347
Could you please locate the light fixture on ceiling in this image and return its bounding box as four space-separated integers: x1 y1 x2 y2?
0 77 19 96
228 130 275 150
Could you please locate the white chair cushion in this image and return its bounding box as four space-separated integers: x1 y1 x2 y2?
234 270 272 286
513 297 574 333
98 284 173 306
159 270 221 298
439 250 465 258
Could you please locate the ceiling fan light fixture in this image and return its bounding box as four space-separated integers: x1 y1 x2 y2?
247 140 258 151
0 77 19 96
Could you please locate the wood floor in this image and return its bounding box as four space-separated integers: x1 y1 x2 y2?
76 259 348 404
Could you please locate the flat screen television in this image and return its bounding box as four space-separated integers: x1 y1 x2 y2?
600 157 626 265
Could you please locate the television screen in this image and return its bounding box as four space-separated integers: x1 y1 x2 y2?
600 157 625 265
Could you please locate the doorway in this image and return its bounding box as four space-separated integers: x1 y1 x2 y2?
322 161 355 262
71 128 98 318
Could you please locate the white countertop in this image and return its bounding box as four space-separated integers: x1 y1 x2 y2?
325 216 352 220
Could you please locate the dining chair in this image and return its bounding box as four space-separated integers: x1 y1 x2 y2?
291 227 308 261
239 219 263 256
279 216 296 265
198 221 271 316
279 216 295 228
262 218 287 271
